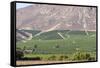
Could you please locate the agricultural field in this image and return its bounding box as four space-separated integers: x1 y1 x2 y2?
16 30 97 65
16 3 97 66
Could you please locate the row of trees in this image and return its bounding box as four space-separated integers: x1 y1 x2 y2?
16 47 95 61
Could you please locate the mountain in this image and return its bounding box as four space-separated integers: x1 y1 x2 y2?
16 4 96 42
16 4 96 31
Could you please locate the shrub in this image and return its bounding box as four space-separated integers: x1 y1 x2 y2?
48 55 56 61
59 55 68 60
34 44 38 48
16 47 22 50
72 52 95 61
23 46 27 51
21 57 41 60
64 55 68 59
88 57 95 61
55 45 60 48
32 48 35 53
16 50 24 60
85 53 91 59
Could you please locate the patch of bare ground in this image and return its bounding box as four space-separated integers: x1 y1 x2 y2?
16 60 71 65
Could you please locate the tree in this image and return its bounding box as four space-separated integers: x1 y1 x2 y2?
55 44 60 48
23 46 26 51
34 44 38 49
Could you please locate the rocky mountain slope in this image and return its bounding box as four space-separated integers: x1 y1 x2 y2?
16 4 96 31
16 4 97 41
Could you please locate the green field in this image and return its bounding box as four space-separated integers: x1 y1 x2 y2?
16 30 96 61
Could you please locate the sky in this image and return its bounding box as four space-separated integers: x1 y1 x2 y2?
16 3 33 9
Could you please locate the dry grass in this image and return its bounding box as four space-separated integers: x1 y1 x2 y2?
16 60 69 65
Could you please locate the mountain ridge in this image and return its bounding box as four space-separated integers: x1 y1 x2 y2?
16 4 96 31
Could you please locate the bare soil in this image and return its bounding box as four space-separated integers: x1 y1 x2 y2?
16 60 70 65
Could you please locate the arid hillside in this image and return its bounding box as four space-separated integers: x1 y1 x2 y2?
16 4 96 31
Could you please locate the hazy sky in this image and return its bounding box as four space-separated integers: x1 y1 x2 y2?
16 3 33 9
